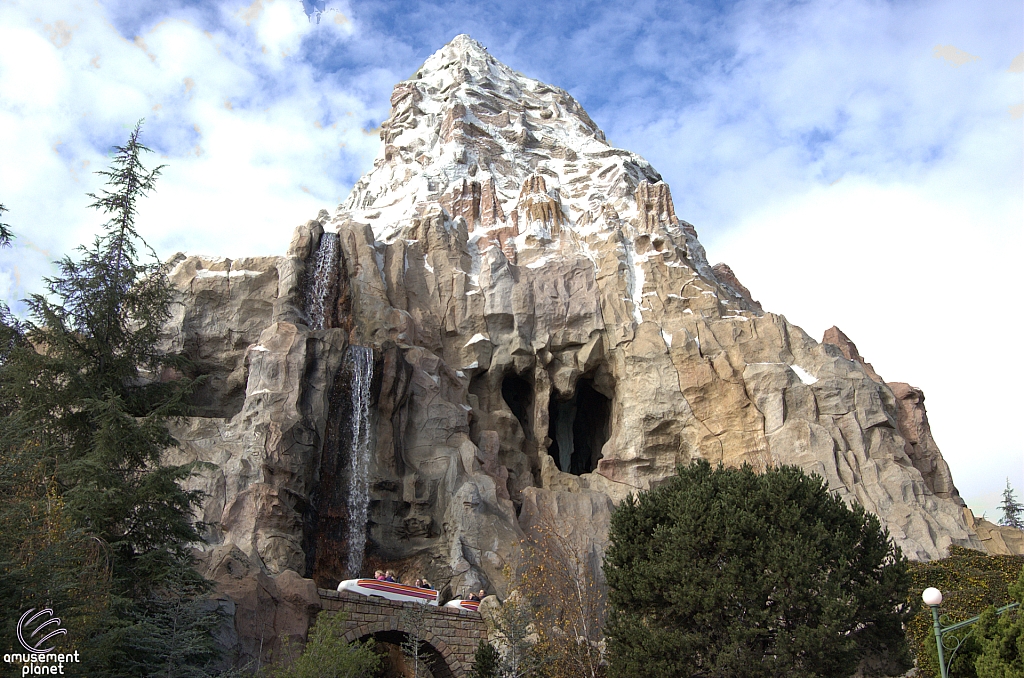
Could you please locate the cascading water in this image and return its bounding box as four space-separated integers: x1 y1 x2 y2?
344 345 374 578
300 232 370 582
304 232 340 331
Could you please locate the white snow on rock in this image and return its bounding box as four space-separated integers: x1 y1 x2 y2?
338 37 654 238
791 365 819 385
331 33 760 326
526 256 551 269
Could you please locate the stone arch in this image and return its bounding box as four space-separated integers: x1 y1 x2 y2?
343 622 462 677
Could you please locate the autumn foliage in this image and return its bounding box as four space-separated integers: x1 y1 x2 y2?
482 511 608 678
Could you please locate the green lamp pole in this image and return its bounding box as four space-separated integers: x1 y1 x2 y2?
922 587 1019 678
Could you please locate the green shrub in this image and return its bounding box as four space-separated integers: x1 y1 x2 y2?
907 546 1024 677
974 567 1024 677
472 639 500 678
270 612 380 678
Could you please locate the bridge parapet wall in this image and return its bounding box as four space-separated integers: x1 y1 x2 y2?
317 588 487 676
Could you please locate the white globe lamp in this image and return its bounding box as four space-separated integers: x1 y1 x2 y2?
922 587 943 606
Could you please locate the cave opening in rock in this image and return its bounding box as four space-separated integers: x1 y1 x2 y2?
501 373 533 437
547 378 610 475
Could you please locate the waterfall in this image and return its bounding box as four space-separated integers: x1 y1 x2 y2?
304 232 340 331
345 345 373 578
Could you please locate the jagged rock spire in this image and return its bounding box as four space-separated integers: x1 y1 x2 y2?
335 35 759 313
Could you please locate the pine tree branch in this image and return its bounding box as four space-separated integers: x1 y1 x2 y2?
0 202 13 248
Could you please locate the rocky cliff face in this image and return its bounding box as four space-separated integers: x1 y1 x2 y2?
819 325 961 502
159 33 992 662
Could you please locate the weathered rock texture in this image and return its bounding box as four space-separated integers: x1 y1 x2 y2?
820 328 1023 560
822 326 882 383
158 34 996 660
962 508 1024 556
192 545 322 669
819 327 962 504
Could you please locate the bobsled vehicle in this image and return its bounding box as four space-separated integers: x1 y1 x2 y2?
336 579 440 606
443 599 480 612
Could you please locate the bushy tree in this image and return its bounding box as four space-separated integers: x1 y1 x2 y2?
998 480 1023 530
269 612 380 678
0 122 219 675
604 460 913 678
0 440 113 664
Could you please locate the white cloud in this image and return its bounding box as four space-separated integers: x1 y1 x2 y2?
237 0 307 60
0 25 66 110
603 0 1021 228
0 0 380 313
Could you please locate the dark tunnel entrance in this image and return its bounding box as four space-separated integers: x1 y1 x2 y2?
547 378 611 476
359 630 455 678
501 373 533 436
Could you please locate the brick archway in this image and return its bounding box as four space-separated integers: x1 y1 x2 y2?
319 588 487 677
344 623 460 677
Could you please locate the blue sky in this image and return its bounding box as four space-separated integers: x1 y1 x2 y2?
0 0 1021 521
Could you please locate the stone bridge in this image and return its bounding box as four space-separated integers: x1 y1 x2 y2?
318 588 488 677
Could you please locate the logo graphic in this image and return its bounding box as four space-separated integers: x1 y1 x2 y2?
16 609 67 653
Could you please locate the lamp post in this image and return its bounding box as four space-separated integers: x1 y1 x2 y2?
921 587 1019 678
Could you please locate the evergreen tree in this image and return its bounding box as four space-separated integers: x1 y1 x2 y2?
997 480 1023 529
0 201 12 246
107 569 225 678
603 460 913 678
0 202 22 360
0 122 219 675
472 639 501 678
0 201 114 666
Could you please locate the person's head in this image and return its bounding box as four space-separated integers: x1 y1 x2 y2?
375 570 384 579
386 570 396 579
479 589 486 598
414 578 423 587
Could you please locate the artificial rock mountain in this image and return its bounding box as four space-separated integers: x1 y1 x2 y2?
157 35 1004 661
